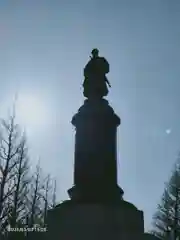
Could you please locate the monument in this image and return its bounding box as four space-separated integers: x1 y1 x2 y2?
46 49 145 239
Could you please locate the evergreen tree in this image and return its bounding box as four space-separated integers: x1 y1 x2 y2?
152 155 180 240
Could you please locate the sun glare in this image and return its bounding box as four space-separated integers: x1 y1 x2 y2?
16 94 47 132
165 128 172 135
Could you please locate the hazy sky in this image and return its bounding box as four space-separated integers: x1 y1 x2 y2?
0 0 180 231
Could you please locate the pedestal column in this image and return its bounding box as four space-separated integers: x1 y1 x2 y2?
68 99 123 201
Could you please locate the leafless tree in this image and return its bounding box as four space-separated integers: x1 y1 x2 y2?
0 113 25 232
8 135 30 228
25 161 43 228
41 174 51 227
0 107 59 239
42 176 58 226
52 179 57 209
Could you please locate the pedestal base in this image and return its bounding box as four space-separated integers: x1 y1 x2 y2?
46 200 144 240
67 184 124 202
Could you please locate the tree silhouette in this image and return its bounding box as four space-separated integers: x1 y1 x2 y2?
151 155 180 239
0 113 26 233
0 108 58 239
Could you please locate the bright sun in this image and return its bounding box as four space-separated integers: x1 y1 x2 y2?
16 94 47 131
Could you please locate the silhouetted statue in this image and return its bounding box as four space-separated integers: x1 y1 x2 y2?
83 49 111 99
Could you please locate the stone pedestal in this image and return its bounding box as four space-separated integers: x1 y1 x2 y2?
45 98 145 239
69 98 124 201
46 200 144 240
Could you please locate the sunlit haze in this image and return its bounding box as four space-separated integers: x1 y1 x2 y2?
16 93 47 132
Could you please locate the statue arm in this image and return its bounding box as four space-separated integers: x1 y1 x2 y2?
106 61 109 73
102 58 109 73
105 78 111 87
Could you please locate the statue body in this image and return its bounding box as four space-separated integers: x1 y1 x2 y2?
83 49 111 99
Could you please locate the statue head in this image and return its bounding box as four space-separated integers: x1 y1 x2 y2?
91 48 99 58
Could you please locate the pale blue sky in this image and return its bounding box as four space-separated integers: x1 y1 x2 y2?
0 0 180 231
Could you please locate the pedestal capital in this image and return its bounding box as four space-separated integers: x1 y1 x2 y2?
72 98 121 128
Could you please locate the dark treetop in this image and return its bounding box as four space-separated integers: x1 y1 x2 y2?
83 49 111 99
